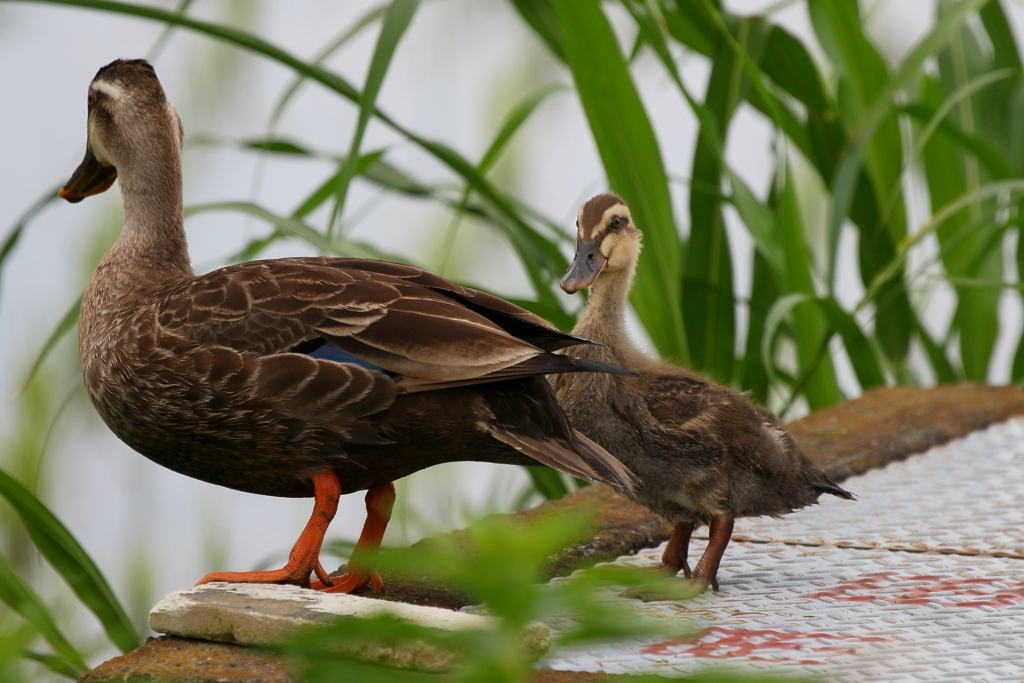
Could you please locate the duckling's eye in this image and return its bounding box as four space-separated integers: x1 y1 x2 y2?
609 215 622 230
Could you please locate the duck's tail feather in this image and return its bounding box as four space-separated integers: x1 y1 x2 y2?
483 424 637 495
570 429 638 494
396 353 639 394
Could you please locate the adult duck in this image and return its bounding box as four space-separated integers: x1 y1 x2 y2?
60 59 636 593
554 193 853 592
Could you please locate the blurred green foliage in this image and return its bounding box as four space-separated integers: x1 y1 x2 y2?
2 0 1022 678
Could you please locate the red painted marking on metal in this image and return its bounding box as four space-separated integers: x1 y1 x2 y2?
640 627 887 665
809 572 1024 608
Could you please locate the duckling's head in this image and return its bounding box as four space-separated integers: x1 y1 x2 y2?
60 59 182 203
561 193 642 294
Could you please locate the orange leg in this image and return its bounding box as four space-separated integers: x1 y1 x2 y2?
691 513 734 592
661 522 695 578
197 471 341 589
310 482 396 594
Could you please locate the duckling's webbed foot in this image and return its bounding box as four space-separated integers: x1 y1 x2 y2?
197 471 342 589
661 522 695 578
310 482 396 594
691 513 734 591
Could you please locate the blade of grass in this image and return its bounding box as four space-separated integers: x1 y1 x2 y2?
919 74 1000 381
899 102 1016 180
761 292 809 397
815 296 885 390
266 4 387 132
738 250 777 403
863 179 1024 307
775 168 843 409
20 650 83 680
438 84 565 275
685 15 770 380
0 186 62 305
810 0 921 366
978 0 1024 172
814 0 987 275
184 202 403 261
914 316 960 384
0 468 139 653
16 298 81 398
0 552 88 675
523 467 570 500
508 0 566 61
326 0 420 240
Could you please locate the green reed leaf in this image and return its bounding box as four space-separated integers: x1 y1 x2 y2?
0 468 139 653
0 551 88 675
16 298 81 398
327 0 420 238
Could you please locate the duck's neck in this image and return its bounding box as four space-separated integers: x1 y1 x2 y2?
95 141 193 297
571 260 641 361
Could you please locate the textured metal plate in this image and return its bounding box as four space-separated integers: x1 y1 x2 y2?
698 418 1024 557
527 418 1024 679
543 543 1024 680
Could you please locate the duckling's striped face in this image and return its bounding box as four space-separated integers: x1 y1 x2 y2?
560 193 641 294
60 59 182 203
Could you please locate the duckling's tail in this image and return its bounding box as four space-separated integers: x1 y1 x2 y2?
816 475 855 501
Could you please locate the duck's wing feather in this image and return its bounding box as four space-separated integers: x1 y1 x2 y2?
152 259 559 382
317 258 591 352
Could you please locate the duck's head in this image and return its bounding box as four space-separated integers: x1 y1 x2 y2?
60 59 181 203
560 193 641 294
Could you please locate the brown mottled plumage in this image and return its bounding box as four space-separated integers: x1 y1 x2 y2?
554 194 854 592
62 59 636 593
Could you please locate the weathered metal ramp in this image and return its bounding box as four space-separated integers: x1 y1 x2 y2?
537 418 1024 681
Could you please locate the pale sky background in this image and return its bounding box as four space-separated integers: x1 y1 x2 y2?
1 0 1020 669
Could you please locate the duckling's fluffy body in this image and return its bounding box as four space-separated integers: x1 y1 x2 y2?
556 337 845 525
555 193 853 590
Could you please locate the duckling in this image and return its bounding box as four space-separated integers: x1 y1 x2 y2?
554 193 853 592
60 60 636 594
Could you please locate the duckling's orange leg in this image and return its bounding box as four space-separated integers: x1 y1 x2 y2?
661 522 695 578
691 513 734 591
197 471 341 588
310 482 396 594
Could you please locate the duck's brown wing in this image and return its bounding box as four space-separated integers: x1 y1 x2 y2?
152 258 561 382
314 258 589 352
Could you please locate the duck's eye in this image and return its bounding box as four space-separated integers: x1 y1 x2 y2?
88 92 96 108
609 215 622 230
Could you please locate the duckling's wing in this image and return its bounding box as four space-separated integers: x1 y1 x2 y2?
153 259 551 382
645 373 723 428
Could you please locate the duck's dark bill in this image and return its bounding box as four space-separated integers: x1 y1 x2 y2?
59 147 117 203
560 237 606 294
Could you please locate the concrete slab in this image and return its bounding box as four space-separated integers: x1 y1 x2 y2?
149 583 550 672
